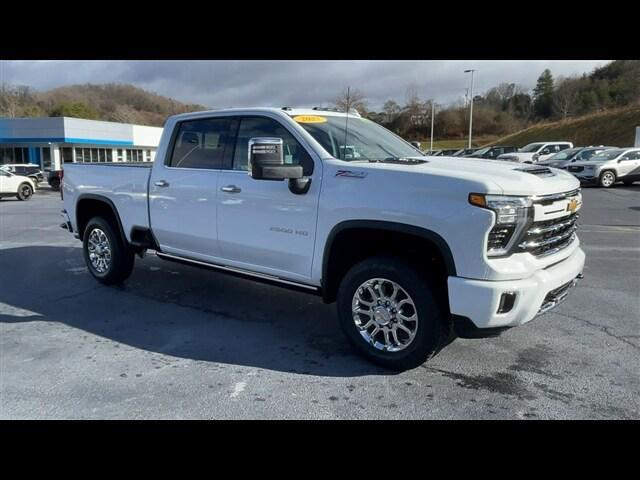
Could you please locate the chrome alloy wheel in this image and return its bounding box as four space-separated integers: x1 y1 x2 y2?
87 228 112 274
601 171 615 187
351 278 418 352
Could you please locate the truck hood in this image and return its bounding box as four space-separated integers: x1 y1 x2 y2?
346 156 580 196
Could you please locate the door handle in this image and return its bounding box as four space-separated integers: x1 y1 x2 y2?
220 185 241 193
154 180 169 187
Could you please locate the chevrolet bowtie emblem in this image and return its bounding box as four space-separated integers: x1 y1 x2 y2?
567 198 578 213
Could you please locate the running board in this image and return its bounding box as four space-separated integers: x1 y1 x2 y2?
154 252 320 292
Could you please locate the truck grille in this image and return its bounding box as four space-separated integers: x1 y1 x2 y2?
568 166 584 173
517 212 579 257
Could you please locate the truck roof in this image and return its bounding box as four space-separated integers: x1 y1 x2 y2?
169 107 361 121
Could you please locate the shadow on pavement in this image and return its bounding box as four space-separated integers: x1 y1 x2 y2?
0 245 394 377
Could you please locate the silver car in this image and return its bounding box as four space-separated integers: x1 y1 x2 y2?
539 146 617 170
566 148 640 187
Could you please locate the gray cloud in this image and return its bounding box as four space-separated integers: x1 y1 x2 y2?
0 60 608 111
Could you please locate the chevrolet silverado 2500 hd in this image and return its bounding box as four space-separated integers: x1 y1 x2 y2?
61 108 585 369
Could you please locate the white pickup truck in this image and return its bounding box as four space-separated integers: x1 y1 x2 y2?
497 141 574 163
61 108 585 369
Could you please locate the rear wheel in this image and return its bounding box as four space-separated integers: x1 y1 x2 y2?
336 256 446 370
16 183 33 201
49 177 60 191
83 216 135 285
599 170 616 188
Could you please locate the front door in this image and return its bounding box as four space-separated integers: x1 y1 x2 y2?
216 116 321 280
618 151 640 179
148 116 236 260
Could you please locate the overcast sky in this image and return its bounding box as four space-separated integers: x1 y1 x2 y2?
0 60 609 111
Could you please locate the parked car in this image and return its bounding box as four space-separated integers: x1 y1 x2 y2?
435 149 461 156
48 170 63 190
61 107 585 370
0 163 44 186
567 147 640 187
464 145 518 160
497 142 573 163
423 150 441 156
0 168 36 200
452 148 482 157
538 146 617 170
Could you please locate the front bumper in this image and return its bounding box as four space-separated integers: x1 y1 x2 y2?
447 246 585 329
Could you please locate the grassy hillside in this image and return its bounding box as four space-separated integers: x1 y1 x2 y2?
486 106 640 148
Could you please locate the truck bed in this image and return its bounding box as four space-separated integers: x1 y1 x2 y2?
62 163 152 241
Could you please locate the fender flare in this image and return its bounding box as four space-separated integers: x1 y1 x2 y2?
76 193 128 245
321 220 457 295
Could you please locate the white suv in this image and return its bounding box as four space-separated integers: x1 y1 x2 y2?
0 168 36 200
497 142 574 163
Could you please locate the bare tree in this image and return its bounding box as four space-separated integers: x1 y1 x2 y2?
382 99 401 123
331 87 368 114
553 76 580 119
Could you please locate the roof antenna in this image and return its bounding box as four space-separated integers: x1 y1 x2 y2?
343 86 350 160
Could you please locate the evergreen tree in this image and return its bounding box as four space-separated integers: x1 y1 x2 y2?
533 69 555 118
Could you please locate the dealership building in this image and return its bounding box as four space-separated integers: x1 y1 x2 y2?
0 117 163 171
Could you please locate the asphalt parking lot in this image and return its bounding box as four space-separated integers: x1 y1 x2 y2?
1 184 638 419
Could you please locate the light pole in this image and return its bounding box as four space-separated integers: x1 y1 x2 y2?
430 102 435 152
464 69 476 149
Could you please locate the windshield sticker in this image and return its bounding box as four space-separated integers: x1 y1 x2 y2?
293 115 327 124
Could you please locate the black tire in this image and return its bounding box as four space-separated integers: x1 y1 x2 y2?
16 183 33 201
599 170 616 188
336 256 447 371
49 178 60 191
82 216 135 285
623 179 636 186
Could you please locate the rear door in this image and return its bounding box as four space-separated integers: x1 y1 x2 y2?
216 115 321 280
148 116 236 260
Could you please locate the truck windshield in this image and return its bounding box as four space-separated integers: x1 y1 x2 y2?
295 115 424 162
520 143 545 152
548 147 580 161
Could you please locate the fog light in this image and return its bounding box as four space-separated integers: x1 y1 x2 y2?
497 292 516 314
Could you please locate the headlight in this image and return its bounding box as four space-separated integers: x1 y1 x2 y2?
469 193 533 257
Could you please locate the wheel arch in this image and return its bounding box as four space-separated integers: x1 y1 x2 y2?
321 220 457 304
76 194 128 246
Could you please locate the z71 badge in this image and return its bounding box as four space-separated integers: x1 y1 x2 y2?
335 170 367 178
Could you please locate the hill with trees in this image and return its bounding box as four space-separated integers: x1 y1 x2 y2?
338 60 640 145
0 83 207 126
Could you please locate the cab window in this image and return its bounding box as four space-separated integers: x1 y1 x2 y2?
168 118 235 170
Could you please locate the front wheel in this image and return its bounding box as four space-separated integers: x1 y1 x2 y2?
599 170 616 188
16 183 33 201
83 217 135 285
336 256 446 370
